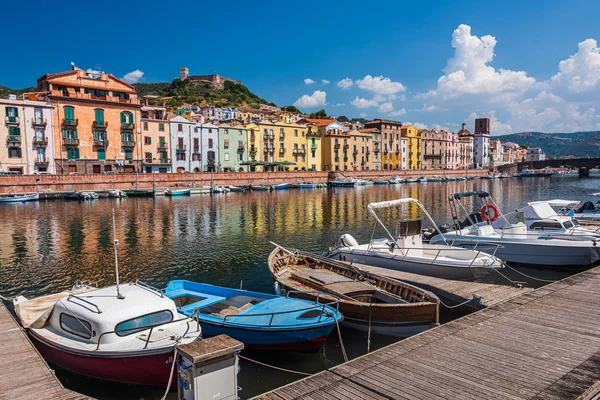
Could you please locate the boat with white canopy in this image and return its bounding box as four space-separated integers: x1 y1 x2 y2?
430 192 600 267
326 198 505 280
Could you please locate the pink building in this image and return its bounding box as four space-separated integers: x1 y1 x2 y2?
445 131 460 169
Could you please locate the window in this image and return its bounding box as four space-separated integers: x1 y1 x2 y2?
34 109 43 124
9 126 20 137
143 122 148 131
64 106 74 123
125 149 133 160
224 129 229 135
159 123 165 132
144 136 151 145
178 123 183 132
60 313 92 339
294 129 298 137
192 153 201 161
176 152 186 161
145 152 152 162
94 109 104 124
224 140 229 149
238 129 242 135
224 153 230 161
8 147 22 158
35 128 44 141
208 139 213 149
115 310 173 337
97 148 106 160
6 106 18 119
67 147 80 160
121 111 134 127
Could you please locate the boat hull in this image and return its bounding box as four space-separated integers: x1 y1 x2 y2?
29 331 177 388
0 193 39 203
435 235 600 267
328 249 492 281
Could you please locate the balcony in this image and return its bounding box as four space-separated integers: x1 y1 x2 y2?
343 157 348 162
269 146 275 153
279 133 285 139
157 142 168 151
63 118 78 126
122 140 136 147
32 118 47 127
93 121 108 128
334 143 340 150
63 137 79 146
250 136 256 142
121 122 135 130
250 147 257 154
353 150 358 155
35 158 49 166
335 157 340 162
343 144 349 150
6 136 21 145
5 116 20 125
366 149 371 154
311 143 318 149
238 144 245 151
34 137 48 146
94 138 109 147
176 144 186 152
374 148 379 154
145 157 152 164
279 147 285 154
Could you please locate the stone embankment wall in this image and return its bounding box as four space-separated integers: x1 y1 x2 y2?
0 169 488 194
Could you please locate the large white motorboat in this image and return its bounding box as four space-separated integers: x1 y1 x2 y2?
326 198 505 280
429 192 600 267
517 200 600 239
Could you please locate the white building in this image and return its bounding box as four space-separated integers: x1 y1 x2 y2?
169 116 201 173
201 106 238 121
525 147 546 162
200 123 219 172
400 137 408 170
0 97 55 174
473 118 490 169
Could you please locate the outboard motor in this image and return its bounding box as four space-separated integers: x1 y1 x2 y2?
339 233 359 247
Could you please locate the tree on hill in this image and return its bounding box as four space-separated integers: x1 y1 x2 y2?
282 105 300 113
337 115 349 122
315 109 327 118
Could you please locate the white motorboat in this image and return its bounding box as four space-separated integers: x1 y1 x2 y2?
0 193 39 203
428 176 444 182
326 198 505 280
406 177 418 183
10 210 201 387
551 199 600 226
430 191 600 267
389 176 404 184
517 200 600 238
108 189 126 198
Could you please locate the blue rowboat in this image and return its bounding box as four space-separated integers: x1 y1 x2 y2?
164 280 343 351
165 188 191 196
63 192 79 200
0 193 39 203
272 183 289 190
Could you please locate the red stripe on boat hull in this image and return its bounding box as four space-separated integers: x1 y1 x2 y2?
30 333 176 388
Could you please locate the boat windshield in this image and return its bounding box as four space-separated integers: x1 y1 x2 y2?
115 310 173 336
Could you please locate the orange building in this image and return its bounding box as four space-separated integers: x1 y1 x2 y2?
141 101 170 173
37 66 142 174
348 129 373 170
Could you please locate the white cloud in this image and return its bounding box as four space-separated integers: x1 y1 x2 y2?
356 75 406 94
377 102 394 113
304 78 315 85
333 103 346 107
322 79 330 85
351 97 379 108
359 112 368 118
549 39 600 98
337 78 353 89
388 108 407 117
421 24 535 105
293 90 327 108
86 68 101 75
122 69 144 84
419 104 437 112
412 122 428 130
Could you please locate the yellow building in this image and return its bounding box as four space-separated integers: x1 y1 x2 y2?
401 125 422 170
253 121 311 170
306 124 321 171
349 129 373 171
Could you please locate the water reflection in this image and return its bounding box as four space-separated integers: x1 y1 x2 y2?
0 176 597 398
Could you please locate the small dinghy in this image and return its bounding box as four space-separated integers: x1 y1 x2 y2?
272 183 290 190
228 185 247 192
373 179 389 185
297 182 316 189
77 191 98 200
389 176 404 184
0 193 39 203
268 246 439 337
165 188 191 196
108 190 126 198
164 280 342 351
251 185 271 191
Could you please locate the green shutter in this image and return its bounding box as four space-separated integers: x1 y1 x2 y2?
75 148 80 159
120 112 126 124
64 107 74 121
98 148 106 160
95 109 103 122
5 107 8 117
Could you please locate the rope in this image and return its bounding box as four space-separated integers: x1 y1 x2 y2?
437 295 479 309
367 303 372 353
237 354 313 376
335 317 348 362
160 347 178 400
0 294 14 302
502 263 557 283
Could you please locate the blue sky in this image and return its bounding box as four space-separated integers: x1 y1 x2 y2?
2 0 600 135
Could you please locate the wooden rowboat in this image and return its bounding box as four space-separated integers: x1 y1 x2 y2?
268 246 440 337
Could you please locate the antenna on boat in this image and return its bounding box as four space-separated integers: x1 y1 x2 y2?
112 208 125 299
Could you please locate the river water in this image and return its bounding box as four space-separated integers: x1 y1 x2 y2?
1 175 598 399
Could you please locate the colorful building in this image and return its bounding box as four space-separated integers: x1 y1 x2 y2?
363 119 403 170
218 123 247 172
473 118 490 169
348 129 373 171
141 103 170 173
202 106 238 121
200 123 219 172
421 129 444 170
457 122 474 169
401 125 422 170
306 124 321 171
37 66 142 174
446 131 460 170
359 128 382 170
0 98 55 174
254 121 311 170
169 116 200 173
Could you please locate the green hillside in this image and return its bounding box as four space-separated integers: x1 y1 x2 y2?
0 85 38 99
134 79 275 109
497 131 600 158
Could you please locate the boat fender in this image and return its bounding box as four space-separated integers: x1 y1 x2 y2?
339 234 359 248
274 280 282 296
481 204 499 223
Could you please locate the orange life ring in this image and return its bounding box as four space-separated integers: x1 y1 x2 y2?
481 204 499 223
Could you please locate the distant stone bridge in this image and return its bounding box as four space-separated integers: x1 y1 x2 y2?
518 158 600 176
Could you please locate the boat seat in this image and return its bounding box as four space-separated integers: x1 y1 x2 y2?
210 302 254 318
477 225 495 236
166 289 227 314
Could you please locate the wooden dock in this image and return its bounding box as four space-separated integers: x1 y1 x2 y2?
355 263 533 309
253 266 600 400
0 303 90 400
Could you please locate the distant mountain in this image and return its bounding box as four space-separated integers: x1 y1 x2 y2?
0 85 37 99
496 131 600 158
133 79 275 109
